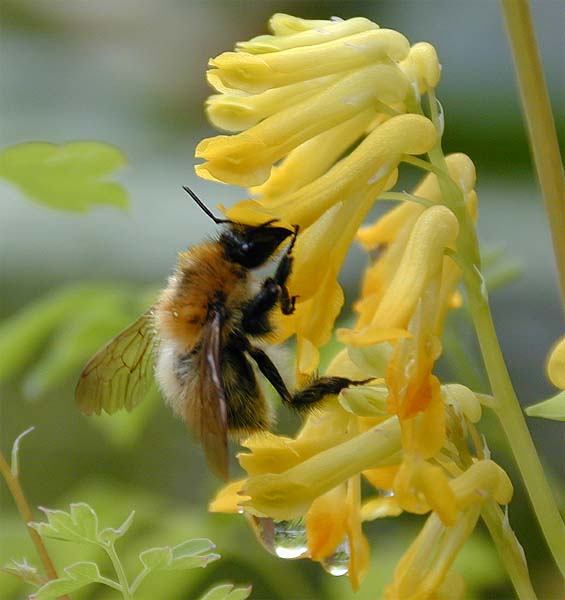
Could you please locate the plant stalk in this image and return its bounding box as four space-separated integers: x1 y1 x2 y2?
0 451 70 599
481 500 537 600
500 0 565 308
105 543 133 600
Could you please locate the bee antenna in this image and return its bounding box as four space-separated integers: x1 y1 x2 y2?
182 186 231 225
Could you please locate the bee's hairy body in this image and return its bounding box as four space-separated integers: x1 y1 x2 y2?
76 191 367 479
154 241 272 435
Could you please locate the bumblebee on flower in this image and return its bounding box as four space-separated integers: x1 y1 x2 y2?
194 12 545 600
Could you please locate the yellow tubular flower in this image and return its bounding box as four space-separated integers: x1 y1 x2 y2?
241 417 401 520
208 29 410 94
200 13 522 598
238 16 378 53
339 205 459 346
387 461 512 600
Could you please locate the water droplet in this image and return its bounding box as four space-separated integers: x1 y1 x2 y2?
250 517 309 559
321 538 350 576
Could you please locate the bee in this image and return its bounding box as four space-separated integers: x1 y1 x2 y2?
76 187 363 479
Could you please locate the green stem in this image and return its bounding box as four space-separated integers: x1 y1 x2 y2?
481 500 537 600
129 567 151 595
0 451 71 599
424 104 565 577
500 0 565 307
105 543 133 600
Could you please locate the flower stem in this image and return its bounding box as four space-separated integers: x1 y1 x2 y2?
0 451 70 599
500 0 565 307
105 543 133 600
481 500 536 600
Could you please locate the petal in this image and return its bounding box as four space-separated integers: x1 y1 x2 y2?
547 336 565 389
345 476 371 591
361 496 403 521
197 65 414 187
442 383 482 423
208 29 410 93
241 417 401 520
208 479 249 513
238 432 301 476
238 16 378 53
356 152 475 250
274 114 435 229
306 484 348 560
450 460 513 508
249 109 375 199
348 205 459 344
399 381 446 456
206 74 340 131
363 464 399 490
399 42 442 94
393 456 457 526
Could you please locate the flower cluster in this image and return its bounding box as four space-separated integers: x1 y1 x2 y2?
197 14 515 599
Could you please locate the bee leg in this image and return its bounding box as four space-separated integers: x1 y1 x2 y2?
246 345 293 403
241 278 281 336
246 343 371 413
289 376 372 412
274 224 299 316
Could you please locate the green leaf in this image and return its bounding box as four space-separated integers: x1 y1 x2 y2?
198 584 252 600
139 547 173 570
138 539 220 572
29 561 102 599
171 538 216 558
10 426 35 477
70 503 99 541
30 503 99 544
168 553 220 570
1 558 44 586
0 141 128 212
98 510 136 544
525 391 565 422
168 538 220 570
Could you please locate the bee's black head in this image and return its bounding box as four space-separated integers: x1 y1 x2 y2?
221 221 293 269
182 186 294 269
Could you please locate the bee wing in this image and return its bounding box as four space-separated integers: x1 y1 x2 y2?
187 310 229 480
76 310 156 416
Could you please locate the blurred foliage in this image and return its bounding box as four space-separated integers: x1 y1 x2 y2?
0 143 128 212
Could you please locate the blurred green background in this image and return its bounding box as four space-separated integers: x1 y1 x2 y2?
1 1 563 599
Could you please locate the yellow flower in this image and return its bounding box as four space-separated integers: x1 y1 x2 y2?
386 461 512 600
200 13 517 598
547 336 565 389
197 13 443 375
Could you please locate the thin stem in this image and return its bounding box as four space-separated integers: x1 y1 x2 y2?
481 500 537 600
0 451 70 599
500 0 565 307
105 543 133 600
129 567 151 595
98 575 124 592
